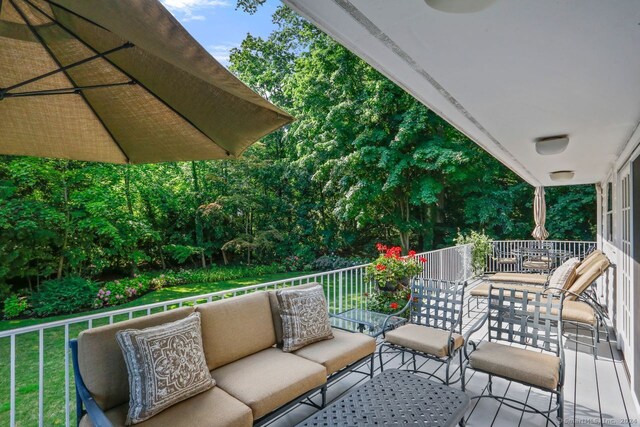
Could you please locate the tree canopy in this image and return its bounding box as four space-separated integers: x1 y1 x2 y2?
0 4 595 295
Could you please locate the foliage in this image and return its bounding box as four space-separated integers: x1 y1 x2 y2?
366 287 411 317
30 277 99 317
94 265 283 309
0 4 595 298
311 255 368 272
3 294 29 319
454 230 493 275
365 244 426 290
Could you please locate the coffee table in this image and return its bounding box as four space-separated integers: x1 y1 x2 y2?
330 308 406 337
296 369 469 426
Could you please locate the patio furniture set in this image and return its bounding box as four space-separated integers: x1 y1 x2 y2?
70 250 609 427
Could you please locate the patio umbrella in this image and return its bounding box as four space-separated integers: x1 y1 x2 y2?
0 0 293 163
531 186 549 241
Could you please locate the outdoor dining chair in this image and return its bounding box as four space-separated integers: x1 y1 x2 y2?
378 278 465 385
462 286 565 426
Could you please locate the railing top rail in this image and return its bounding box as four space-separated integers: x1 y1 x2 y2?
0 247 471 337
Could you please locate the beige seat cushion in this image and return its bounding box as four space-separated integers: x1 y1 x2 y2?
79 386 252 427
522 260 551 270
469 341 560 390
469 282 544 299
575 250 604 276
211 347 327 420
77 306 195 411
196 292 276 370
489 273 548 285
268 282 320 346
565 258 610 301
526 300 596 326
294 328 375 374
384 324 463 358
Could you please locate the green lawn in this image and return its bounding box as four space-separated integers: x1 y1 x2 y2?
0 271 316 427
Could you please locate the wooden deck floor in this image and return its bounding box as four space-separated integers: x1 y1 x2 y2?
268 279 638 426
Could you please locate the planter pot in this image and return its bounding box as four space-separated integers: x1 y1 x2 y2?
375 278 410 292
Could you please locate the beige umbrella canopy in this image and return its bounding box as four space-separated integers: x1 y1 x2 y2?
531 186 550 241
0 0 293 163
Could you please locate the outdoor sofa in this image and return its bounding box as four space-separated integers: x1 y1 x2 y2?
70 283 376 427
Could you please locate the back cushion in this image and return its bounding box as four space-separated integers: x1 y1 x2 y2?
268 282 321 346
547 257 580 291
566 257 610 301
576 250 604 276
77 306 195 411
196 292 276 370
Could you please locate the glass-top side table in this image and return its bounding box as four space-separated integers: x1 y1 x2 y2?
330 308 407 337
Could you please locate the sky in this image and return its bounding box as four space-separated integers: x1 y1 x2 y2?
160 0 281 67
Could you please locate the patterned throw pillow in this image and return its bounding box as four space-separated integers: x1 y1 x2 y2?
116 312 214 424
547 257 580 293
277 285 334 352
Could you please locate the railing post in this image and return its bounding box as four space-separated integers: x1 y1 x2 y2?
338 271 343 313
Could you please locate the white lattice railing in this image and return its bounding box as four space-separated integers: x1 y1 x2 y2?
485 240 596 273
0 244 474 427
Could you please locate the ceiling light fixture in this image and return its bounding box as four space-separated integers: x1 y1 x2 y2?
424 0 497 14
535 135 570 155
549 171 575 182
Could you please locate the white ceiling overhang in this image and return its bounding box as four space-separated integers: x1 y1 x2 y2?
283 0 640 186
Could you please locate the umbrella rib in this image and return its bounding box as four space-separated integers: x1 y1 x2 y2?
3 81 137 98
33 0 234 157
8 0 131 163
1 42 134 95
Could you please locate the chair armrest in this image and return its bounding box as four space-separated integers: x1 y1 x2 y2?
69 340 113 427
462 312 489 359
380 296 412 338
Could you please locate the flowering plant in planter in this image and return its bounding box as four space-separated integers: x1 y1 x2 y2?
365 286 413 317
365 244 426 292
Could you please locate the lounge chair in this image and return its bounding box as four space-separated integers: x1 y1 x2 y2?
462 286 565 426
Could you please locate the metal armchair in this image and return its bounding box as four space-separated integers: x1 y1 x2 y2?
461 286 565 426
379 278 465 385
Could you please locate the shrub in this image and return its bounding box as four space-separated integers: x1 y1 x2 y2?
283 255 308 272
31 277 99 317
454 230 493 275
3 294 29 319
311 255 367 271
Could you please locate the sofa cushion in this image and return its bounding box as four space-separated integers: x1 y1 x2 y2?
469 341 560 390
79 386 252 427
277 285 333 352
196 292 276 370
116 312 214 424
211 347 327 420
268 282 320 346
77 306 195 410
384 324 463 358
294 328 375 375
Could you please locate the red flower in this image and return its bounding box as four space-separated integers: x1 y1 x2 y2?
419 257 427 263
390 302 399 310
408 250 416 256
375 264 387 271
376 243 388 252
